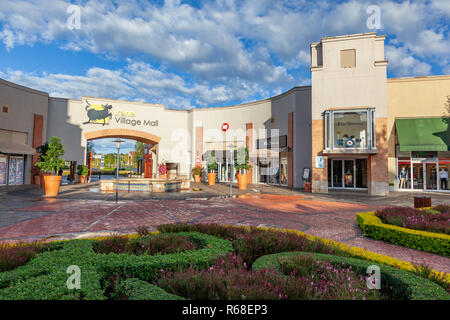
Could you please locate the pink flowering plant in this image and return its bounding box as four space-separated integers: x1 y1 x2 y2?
375 206 450 235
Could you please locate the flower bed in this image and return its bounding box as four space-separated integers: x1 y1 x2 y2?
357 211 450 256
0 224 449 300
253 252 449 300
376 206 450 235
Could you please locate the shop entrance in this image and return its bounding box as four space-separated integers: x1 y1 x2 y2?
328 158 368 189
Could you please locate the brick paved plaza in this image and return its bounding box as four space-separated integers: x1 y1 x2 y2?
0 183 449 273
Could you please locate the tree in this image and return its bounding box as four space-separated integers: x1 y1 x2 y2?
35 137 65 174
207 151 218 173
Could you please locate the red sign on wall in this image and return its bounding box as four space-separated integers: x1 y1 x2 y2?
221 123 229 132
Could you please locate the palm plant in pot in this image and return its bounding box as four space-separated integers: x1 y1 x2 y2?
235 146 252 190
191 166 202 182
77 165 89 183
207 151 218 185
35 137 65 197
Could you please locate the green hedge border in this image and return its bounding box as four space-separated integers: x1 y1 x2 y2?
253 251 450 300
0 232 232 300
357 211 450 256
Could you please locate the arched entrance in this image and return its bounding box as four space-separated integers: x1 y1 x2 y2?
84 129 160 179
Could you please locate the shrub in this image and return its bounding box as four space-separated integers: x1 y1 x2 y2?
375 207 450 235
0 244 40 272
157 253 383 300
433 205 450 214
253 252 450 300
157 223 347 267
357 211 450 256
92 233 199 256
92 234 130 254
0 232 231 300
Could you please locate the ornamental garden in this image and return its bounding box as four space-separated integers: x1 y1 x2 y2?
0 218 449 300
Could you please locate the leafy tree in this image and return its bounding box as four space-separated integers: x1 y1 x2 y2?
35 137 65 174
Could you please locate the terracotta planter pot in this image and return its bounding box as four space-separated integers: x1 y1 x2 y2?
237 173 248 190
208 172 216 185
78 175 86 183
43 175 62 197
159 174 166 179
194 174 201 182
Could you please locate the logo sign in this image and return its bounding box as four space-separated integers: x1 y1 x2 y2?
84 100 112 126
221 123 229 132
83 101 159 127
315 156 325 169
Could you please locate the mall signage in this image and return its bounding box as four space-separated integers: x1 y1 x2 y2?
84 101 158 127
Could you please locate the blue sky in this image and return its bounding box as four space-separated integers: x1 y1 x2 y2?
0 0 449 152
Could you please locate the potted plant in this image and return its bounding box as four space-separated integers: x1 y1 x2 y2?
235 147 252 190
192 166 202 182
77 165 89 183
35 137 65 197
207 151 218 185
158 163 167 179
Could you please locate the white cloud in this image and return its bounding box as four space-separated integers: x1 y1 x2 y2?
385 45 431 77
0 0 448 108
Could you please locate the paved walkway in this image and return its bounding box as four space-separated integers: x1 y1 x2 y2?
0 184 449 273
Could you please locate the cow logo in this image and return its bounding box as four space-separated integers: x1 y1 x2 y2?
84 100 113 126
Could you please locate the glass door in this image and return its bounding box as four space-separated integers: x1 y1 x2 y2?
425 163 437 190
332 160 343 188
344 160 354 188
412 163 424 189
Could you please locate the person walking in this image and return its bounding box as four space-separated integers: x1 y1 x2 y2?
440 168 448 190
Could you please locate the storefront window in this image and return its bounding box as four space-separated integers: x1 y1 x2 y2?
324 109 376 150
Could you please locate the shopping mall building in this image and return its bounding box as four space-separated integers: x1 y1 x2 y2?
0 32 449 195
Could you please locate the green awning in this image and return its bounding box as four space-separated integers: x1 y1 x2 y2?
395 117 450 152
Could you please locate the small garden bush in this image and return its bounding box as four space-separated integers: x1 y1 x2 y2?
1 224 448 300
157 253 383 300
157 223 350 267
92 233 199 256
376 207 450 235
253 252 449 300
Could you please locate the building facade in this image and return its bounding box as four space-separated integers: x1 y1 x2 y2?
0 32 448 194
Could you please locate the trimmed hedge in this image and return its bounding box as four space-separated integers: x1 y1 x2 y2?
123 278 184 300
0 232 232 300
357 211 450 256
253 252 450 300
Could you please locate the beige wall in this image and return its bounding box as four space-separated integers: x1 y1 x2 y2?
386 75 450 185
311 32 388 195
0 78 48 184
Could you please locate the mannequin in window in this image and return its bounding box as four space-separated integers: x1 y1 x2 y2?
399 167 407 189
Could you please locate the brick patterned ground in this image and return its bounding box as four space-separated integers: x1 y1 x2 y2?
0 194 448 273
